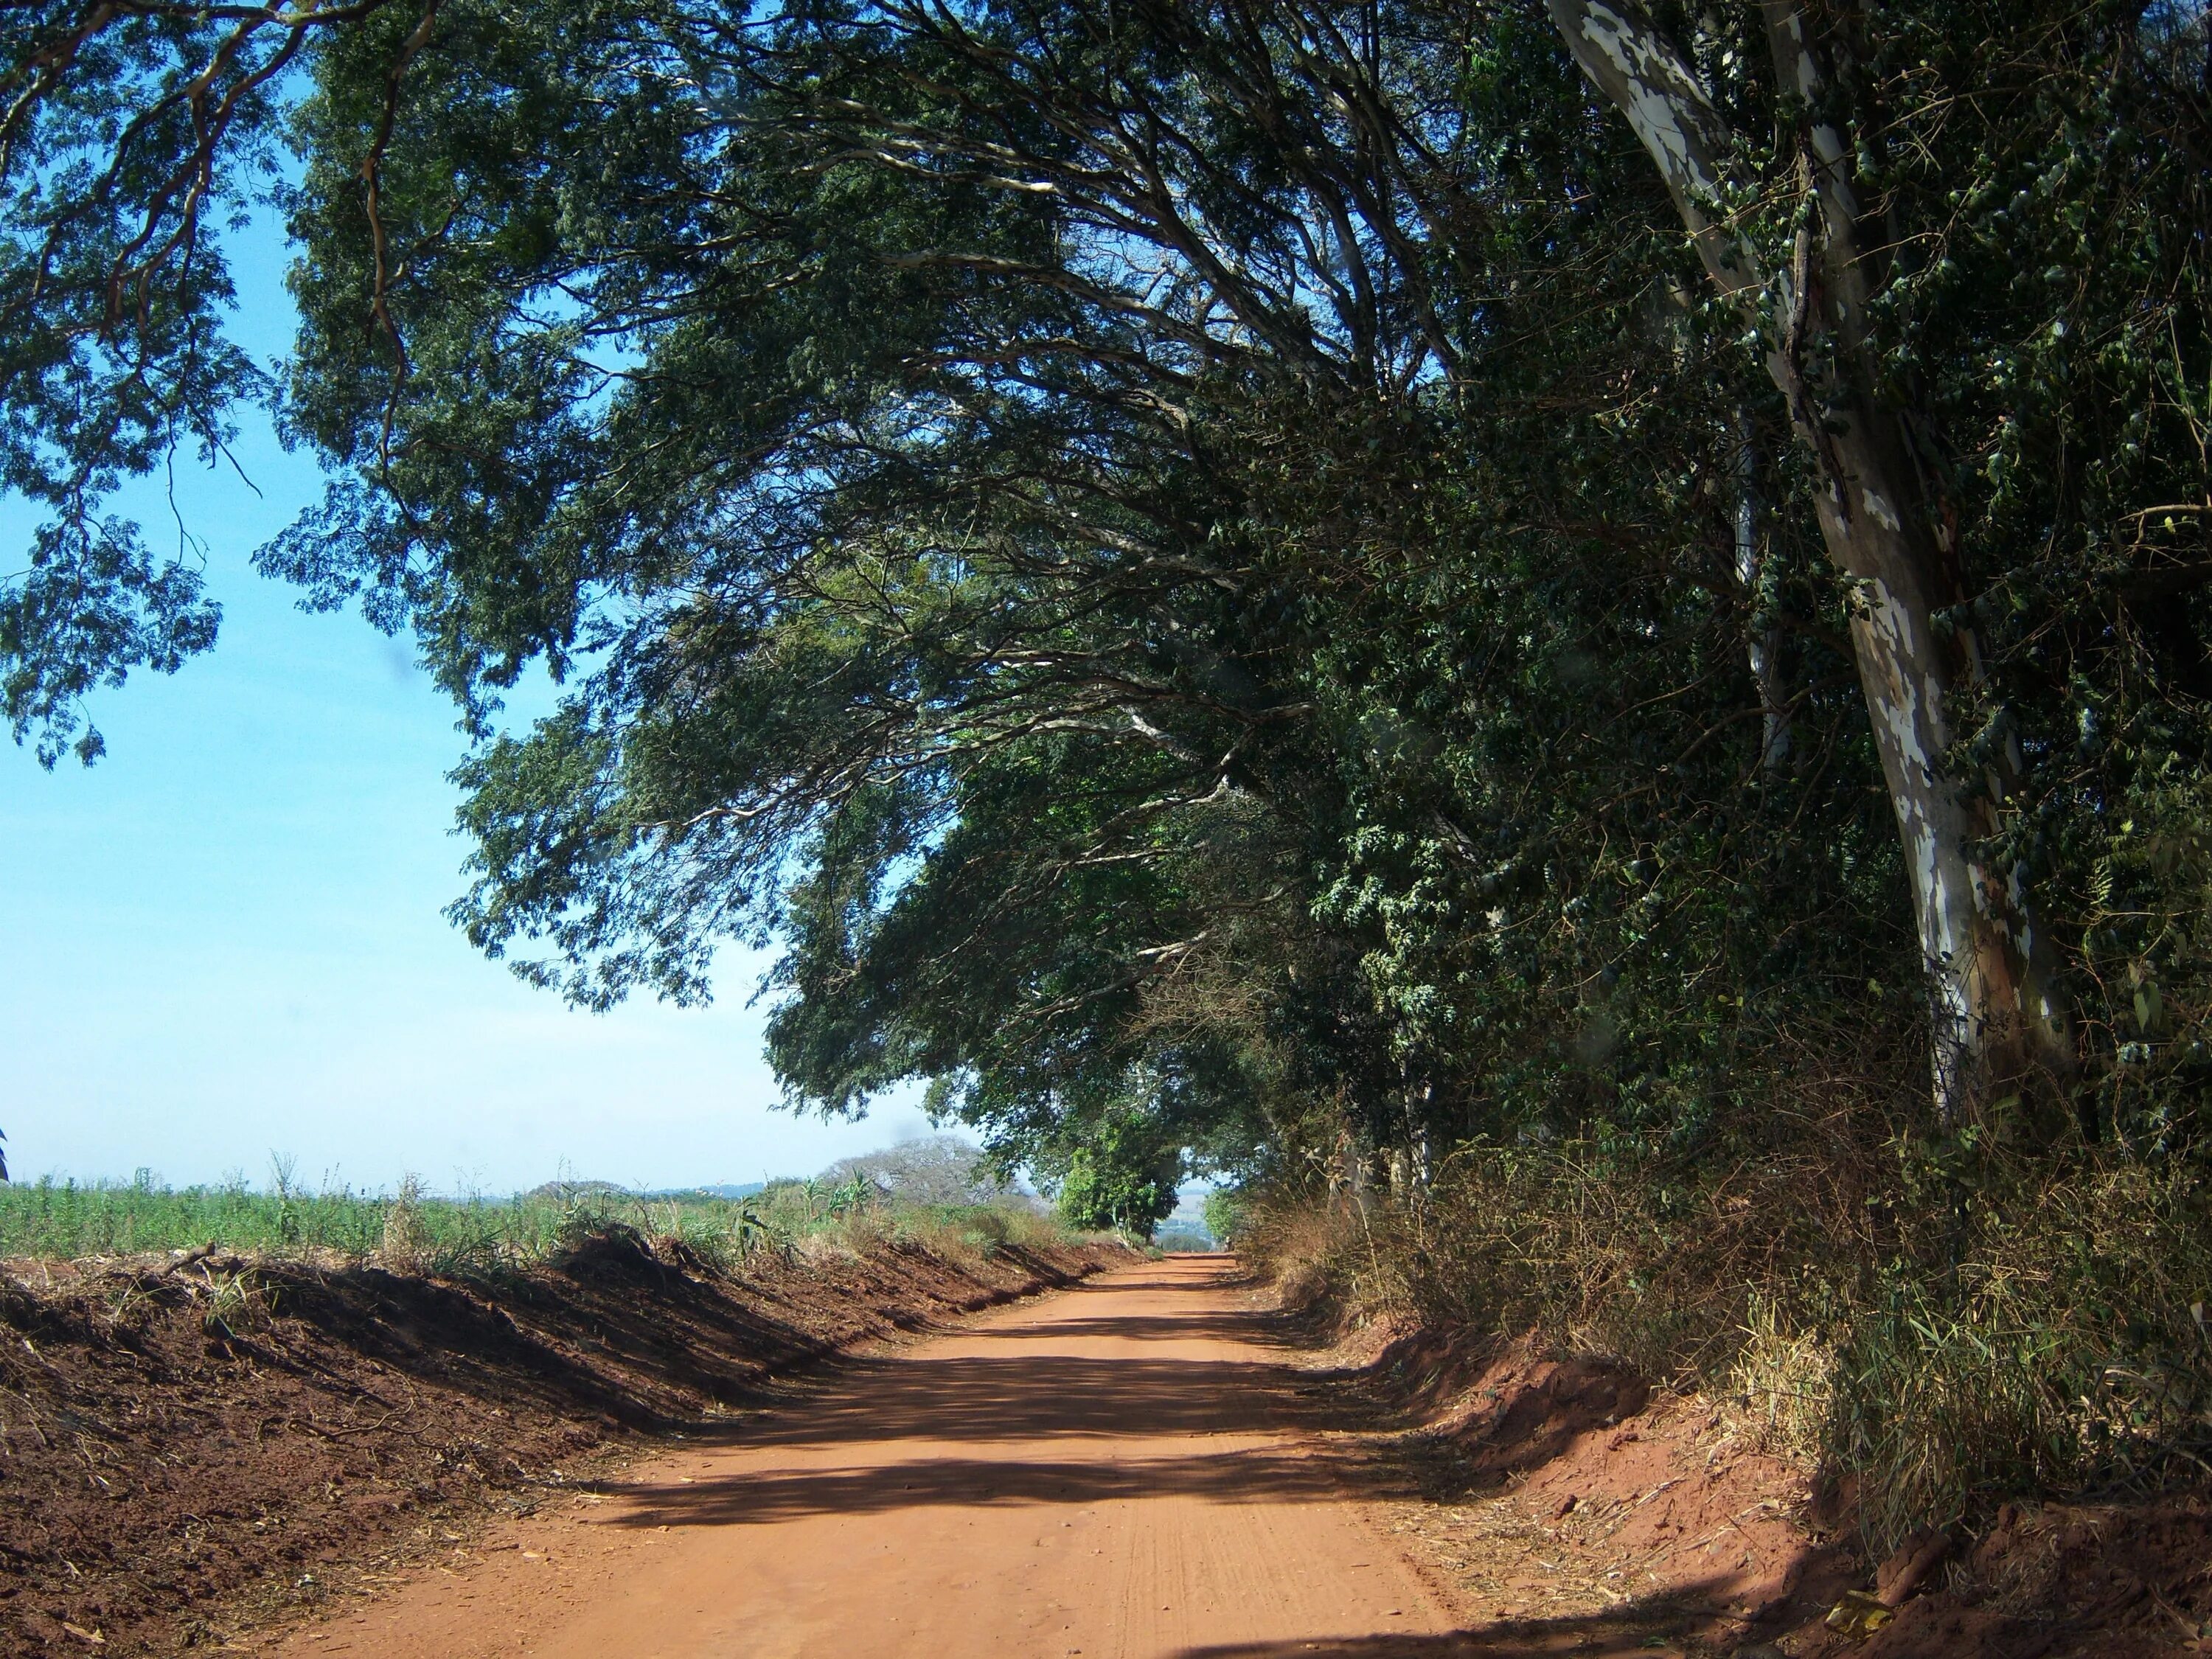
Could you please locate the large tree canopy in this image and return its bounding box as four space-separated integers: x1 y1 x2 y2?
5 0 2211 1178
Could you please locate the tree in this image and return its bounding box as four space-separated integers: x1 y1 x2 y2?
4 0 2209 1177
819 1135 1015 1207
1049 1112 1183 1237
1540 0 2077 1119
0 0 387 763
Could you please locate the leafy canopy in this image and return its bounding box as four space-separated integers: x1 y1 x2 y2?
3 0 2210 1180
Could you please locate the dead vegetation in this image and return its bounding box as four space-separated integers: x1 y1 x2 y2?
1250 1175 2212 1658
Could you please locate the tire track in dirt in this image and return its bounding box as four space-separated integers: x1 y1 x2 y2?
272 1256 1467 1658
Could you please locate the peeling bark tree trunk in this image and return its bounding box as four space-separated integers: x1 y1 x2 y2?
1543 0 2073 1120
1734 408 1790 776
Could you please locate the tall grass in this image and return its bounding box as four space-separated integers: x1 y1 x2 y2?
1236 1133 2212 1556
0 1169 1072 1275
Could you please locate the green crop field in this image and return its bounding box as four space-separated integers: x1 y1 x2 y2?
0 1169 1068 1272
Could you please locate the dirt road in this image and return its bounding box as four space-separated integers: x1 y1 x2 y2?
275 1256 1467 1659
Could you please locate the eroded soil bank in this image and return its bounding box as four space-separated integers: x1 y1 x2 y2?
0 1230 1114 1655
7 1247 2207 1658
1323 1321 2212 1659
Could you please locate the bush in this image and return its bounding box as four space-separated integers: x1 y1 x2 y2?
1200 1187 1251 1248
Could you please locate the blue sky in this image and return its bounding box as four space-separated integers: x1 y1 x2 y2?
1 219 928 1196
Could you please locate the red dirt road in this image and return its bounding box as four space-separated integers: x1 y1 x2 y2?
275 1256 1462 1659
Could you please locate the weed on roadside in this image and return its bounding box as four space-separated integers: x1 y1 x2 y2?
1239 1133 2212 1556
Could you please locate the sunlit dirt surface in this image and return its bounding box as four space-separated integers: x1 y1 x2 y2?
278 1254 2196 1659
274 1256 1486 1659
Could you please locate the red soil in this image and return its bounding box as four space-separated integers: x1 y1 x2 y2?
0 1229 1110 1655
5 1242 2204 1658
1325 1322 2212 1658
266 1256 1461 1659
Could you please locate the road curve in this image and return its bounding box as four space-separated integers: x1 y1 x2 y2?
276 1255 1463 1658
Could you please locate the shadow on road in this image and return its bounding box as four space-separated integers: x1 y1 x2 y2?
603 1269 1377 1522
967 1308 1286 1344
1168 1582 1725 1656
725 1352 1296 1447
588 1257 1783 1655
704 1271 1323 1453
608 1442 1366 1525
1169 1639 1666 1658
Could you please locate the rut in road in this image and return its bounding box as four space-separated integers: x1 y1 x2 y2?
273 1256 1639 1658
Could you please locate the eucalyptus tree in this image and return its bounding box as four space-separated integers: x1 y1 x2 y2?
5 0 2208 1164
1541 0 2212 1121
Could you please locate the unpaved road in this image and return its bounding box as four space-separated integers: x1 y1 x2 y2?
276 1256 1467 1659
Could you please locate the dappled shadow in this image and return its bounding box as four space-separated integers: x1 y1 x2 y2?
608 1442 1368 1526
1051 1267 1253 1296
715 1267 1310 1447
731 1352 1296 1447
598 1260 1385 1523
969 1308 1287 1345
1169 1579 1728 1658
1175 1641 1485 1657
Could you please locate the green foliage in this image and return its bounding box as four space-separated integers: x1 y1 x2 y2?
1050 1116 1183 1239
8 0 2212 1545
1200 1188 1251 1248
0 0 313 762
23 0 2212 1167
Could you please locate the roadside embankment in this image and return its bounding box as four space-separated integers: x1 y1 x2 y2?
0 1225 1119 1655
1251 1193 2212 1658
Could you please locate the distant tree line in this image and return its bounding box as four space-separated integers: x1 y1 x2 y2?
6 0 2211 1201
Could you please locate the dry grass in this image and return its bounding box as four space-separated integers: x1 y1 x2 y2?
1722 1293 1834 1467
1239 1132 2212 1554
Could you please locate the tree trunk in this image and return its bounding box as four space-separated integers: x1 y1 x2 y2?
1543 0 2073 1120
1734 408 1790 776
